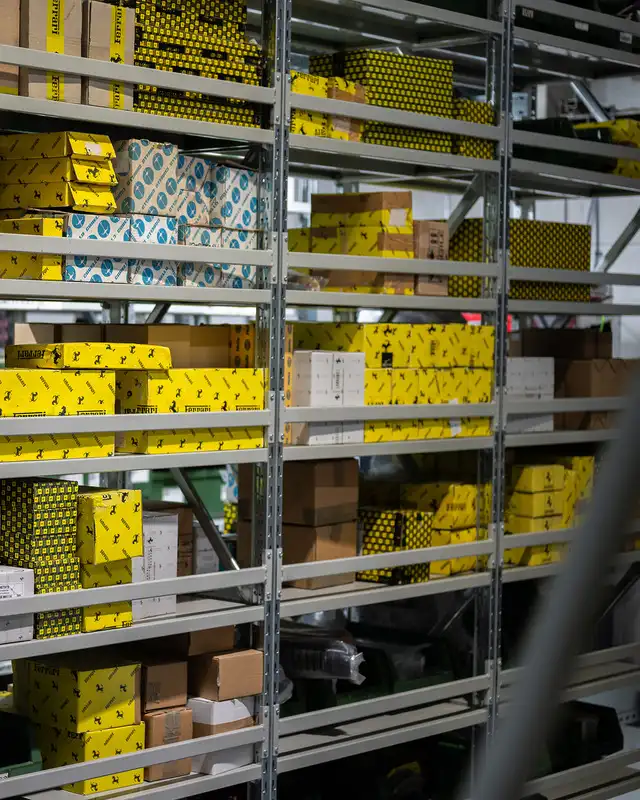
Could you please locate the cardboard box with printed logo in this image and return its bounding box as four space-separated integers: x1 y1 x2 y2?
82 1 134 110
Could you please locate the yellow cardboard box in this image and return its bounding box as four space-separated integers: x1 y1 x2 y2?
117 426 265 455
82 602 133 632
506 514 563 534
468 325 495 368
339 227 414 258
0 157 117 185
392 369 420 405
450 527 487 574
0 369 115 417
290 71 328 97
37 722 145 794
0 182 116 213
557 455 594 501
507 490 562 519
0 132 116 161
429 559 452 578
310 227 339 253
117 368 265 414
562 469 578 528
294 323 412 368
461 417 492 437
511 464 565 494
288 228 311 253
413 324 472 368
0 216 65 279
6 342 172 370
403 483 490 529
28 656 140 732
80 559 132 588
365 369 392 405
77 489 143 564
505 545 555 567
0 433 114 462
467 369 493 403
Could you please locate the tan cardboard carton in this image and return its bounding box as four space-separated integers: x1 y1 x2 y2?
144 707 192 781
82 1 134 110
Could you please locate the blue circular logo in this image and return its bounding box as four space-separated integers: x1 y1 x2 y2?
232 276 242 289
205 266 214 283
152 153 164 171
167 217 176 232
64 265 75 280
74 255 87 268
230 240 240 250
211 215 222 226
202 230 211 246
129 142 141 160
162 144 173 156
187 201 196 219
157 192 168 210
178 154 186 169
232 187 240 204
142 267 154 284
158 229 168 244
238 230 248 243
133 218 145 237
186 176 196 192
101 259 113 276
250 197 258 212
203 180 215 199
71 213 84 228
242 211 251 227
97 219 110 238
165 274 176 286
216 166 228 182
148 205 158 215
133 182 145 200
183 262 194 277
122 197 134 213
90 273 103 283
195 162 205 180
222 201 232 219
239 174 248 190
166 178 177 196
142 167 154 185
242 264 251 278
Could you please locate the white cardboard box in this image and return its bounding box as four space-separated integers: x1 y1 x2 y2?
132 509 178 621
506 357 554 398
128 214 178 286
193 521 221 575
209 164 259 230
218 227 258 286
189 697 255 776
0 566 33 643
63 212 129 283
113 139 179 215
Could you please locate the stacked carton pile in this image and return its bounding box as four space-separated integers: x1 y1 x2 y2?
310 50 454 152
290 71 366 141
453 98 494 159
134 0 262 127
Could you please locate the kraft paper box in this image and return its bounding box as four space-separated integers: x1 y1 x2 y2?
311 191 413 230
0 0 19 95
128 214 178 286
143 661 187 712
77 488 143 564
0 565 33 644
188 649 263 702
37 722 145 794
6 341 171 370
27 654 140 731
145 708 192 782
20 0 82 103
82 1 134 110
209 164 260 230
113 139 179 215
63 212 129 283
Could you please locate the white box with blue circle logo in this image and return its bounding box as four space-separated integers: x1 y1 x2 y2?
113 139 179 216
178 224 223 288
63 213 129 283
209 164 259 230
176 191 210 226
219 227 258 286
128 214 178 286
177 155 211 193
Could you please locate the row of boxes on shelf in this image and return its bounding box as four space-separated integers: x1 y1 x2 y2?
289 191 592 301
8 628 263 790
0 133 260 287
290 71 366 141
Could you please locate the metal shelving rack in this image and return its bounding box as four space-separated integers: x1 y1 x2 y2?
0 1 639 800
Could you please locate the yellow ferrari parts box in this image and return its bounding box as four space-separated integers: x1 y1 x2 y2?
505 514 563 535
364 369 392 405
0 157 117 186
0 369 115 417
562 469 578 528
27 656 140 732
117 426 265 455
556 455 594 501
0 433 114 462
511 464 565 494
402 482 491 530
392 369 420 404
505 545 558 567
37 722 145 795
311 191 413 231
0 214 65 280
0 132 116 161
0 182 116 214
507 490 562 519
80 559 132 588
450 527 487 574
294 322 412 368
6 342 172 370
290 70 328 97
117 368 265 413
77 489 143 564
82 602 133 632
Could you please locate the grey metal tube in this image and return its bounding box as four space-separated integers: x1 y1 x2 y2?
466 371 640 800
569 81 611 123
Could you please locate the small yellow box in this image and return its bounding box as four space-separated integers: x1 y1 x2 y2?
0 216 65 280
420 419 448 439
419 369 443 403
310 227 339 254
467 369 493 403
339 227 413 258
117 426 265 455
0 157 117 186
391 369 420 405
117 368 265 414
450 527 487 574
562 469 578 528
365 369 392 405
505 514 563 534
0 216 64 236
468 325 495 368
403 483 489 530
0 433 114 462
438 367 469 403
6 342 172 370
461 417 492 437
429 559 452 578
291 110 327 136
28 656 140 732
512 464 565 494
294 323 412 369
37 722 145 794
0 131 116 161
0 182 116 214
0 369 115 417
80 559 132 588
82 602 132 632
413 324 471 368
364 419 422 443
507 490 562 518
288 228 311 253
290 71 328 97
557 455 594 501
77 489 143 564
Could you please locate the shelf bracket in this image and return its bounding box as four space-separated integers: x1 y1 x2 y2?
569 80 611 123
596 206 640 273
145 302 171 324
448 174 483 239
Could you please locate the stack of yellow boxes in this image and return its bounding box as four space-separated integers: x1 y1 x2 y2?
0 340 173 463
290 71 366 141
453 98 494 160
310 50 454 152
0 479 82 639
0 132 117 223
115 366 266 454
574 119 640 179
505 465 565 567
134 0 262 127
447 218 592 302
293 322 494 442
15 654 144 793
357 483 490 586
77 488 144 633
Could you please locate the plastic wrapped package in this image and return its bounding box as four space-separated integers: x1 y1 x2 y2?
280 620 366 685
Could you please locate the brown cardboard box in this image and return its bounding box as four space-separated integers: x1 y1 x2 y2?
556 358 636 429
106 324 191 367
238 459 359 525
82 1 134 110
20 0 82 103
13 322 103 344
190 326 231 368
0 0 20 95
144 707 192 781
237 520 357 589
311 191 412 217
189 649 263 701
376 273 415 295
413 221 449 297
167 627 236 657
326 83 366 143
509 329 612 359
143 661 188 712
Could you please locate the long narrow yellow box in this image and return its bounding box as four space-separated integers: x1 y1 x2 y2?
6 342 172 370
0 369 115 417
511 464 565 494
117 426 265 455
507 491 562 518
